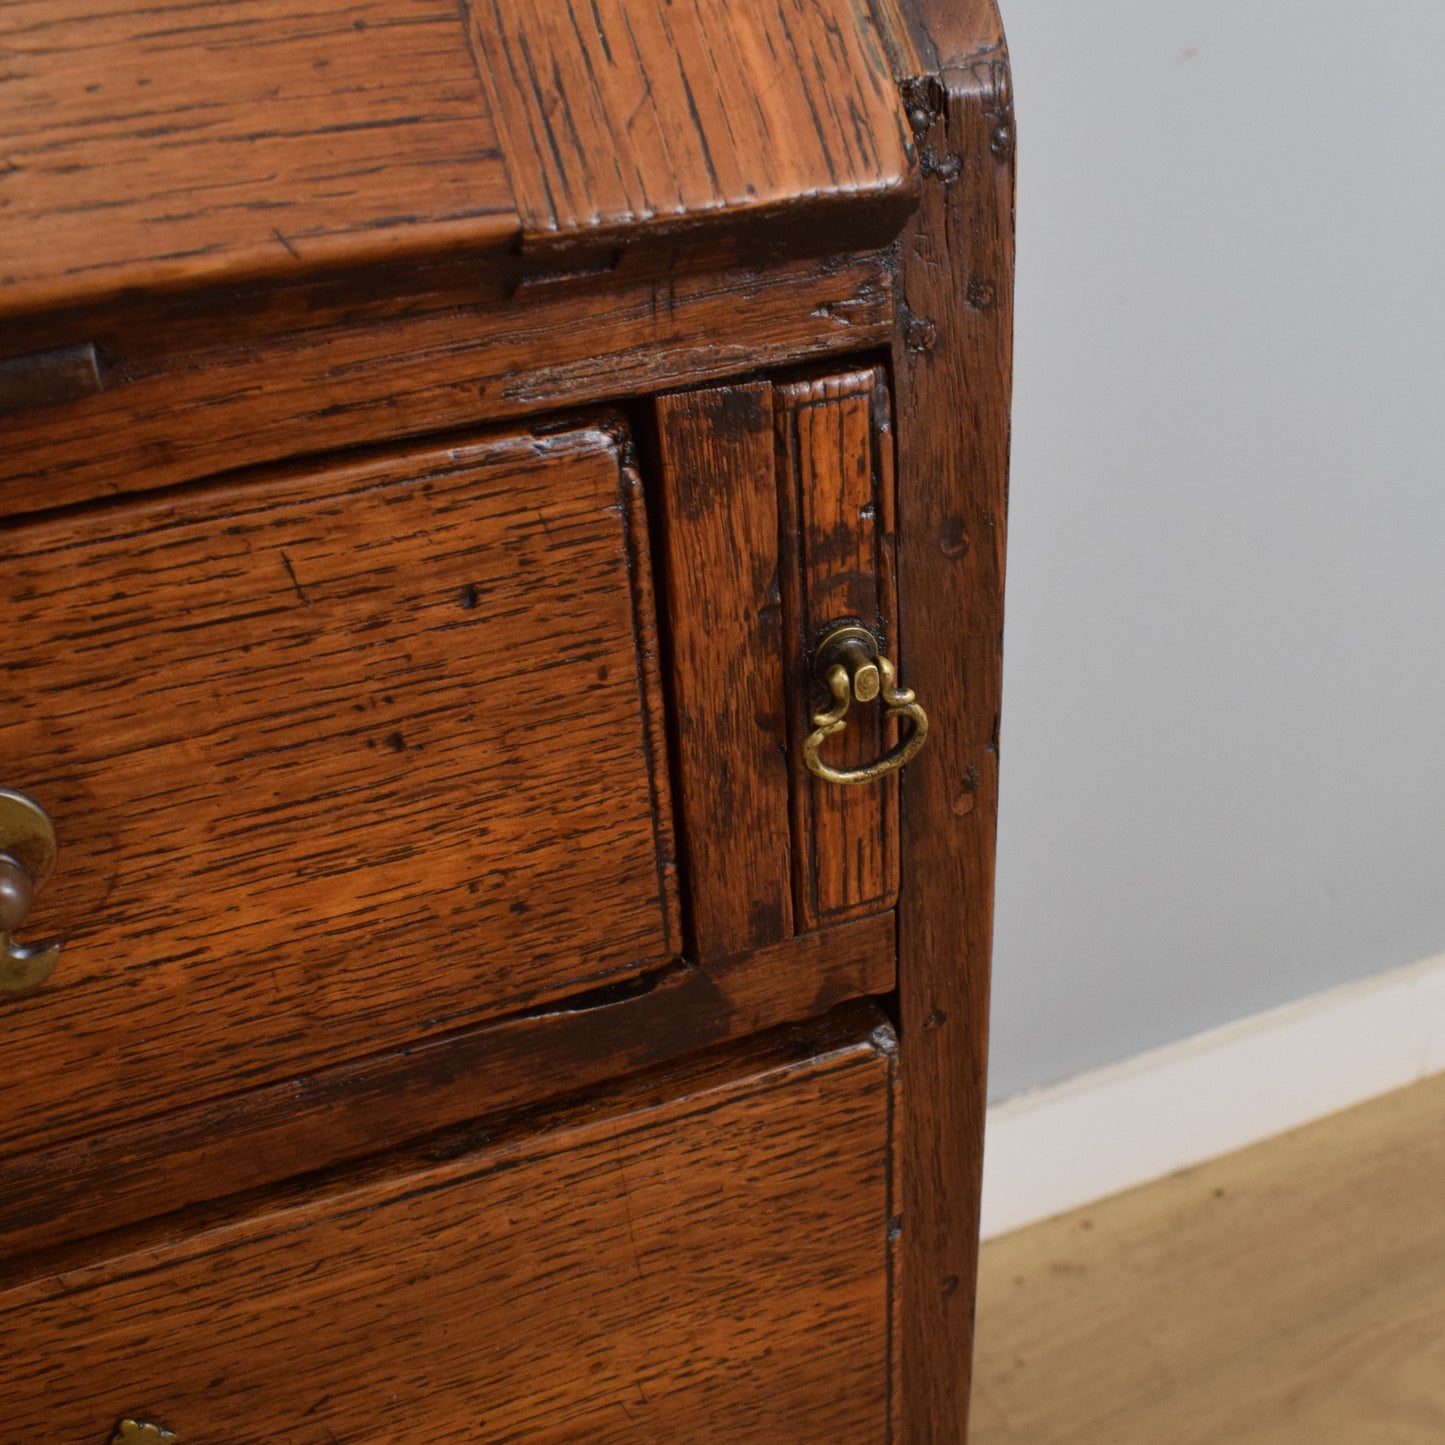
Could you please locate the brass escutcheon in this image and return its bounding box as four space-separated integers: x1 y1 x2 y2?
803 625 929 786
0 787 62 997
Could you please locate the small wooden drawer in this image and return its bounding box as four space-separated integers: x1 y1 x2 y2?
0 421 678 1157
650 369 907 956
0 1010 898 1445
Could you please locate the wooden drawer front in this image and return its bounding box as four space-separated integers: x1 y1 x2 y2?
0 423 677 1157
775 368 901 929
652 368 903 956
0 1012 897 1444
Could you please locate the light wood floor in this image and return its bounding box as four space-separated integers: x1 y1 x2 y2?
971 1071 1445 1444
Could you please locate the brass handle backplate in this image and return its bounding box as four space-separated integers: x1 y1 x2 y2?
803 624 929 786
0 787 62 997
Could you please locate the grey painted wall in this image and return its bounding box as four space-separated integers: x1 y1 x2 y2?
987 0 1445 1100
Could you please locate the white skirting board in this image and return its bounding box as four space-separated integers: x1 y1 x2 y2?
980 951 1445 1240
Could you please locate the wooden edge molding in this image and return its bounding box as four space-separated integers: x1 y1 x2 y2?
886 1 1016 1441
0 913 895 1268
0 249 895 519
465 0 918 258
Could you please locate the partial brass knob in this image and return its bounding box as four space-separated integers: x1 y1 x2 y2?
803 625 929 786
0 787 62 997
112 1423 179 1445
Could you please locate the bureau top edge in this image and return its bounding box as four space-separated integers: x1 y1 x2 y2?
0 0 920 325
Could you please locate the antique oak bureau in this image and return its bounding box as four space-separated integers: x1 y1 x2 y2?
0 0 1014 1440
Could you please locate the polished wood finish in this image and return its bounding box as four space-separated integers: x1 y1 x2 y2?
973 1075 1445 1445
0 0 514 317
0 913 896 1267
469 0 915 256
0 0 915 321
0 1010 900 1445
775 366 901 929
651 381 794 959
653 368 911 954
0 249 894 518
887 0 1016 1437
0 1 1016 1436
0 423 678 1157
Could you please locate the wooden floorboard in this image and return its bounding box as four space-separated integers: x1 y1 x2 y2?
972 1072 1445 1444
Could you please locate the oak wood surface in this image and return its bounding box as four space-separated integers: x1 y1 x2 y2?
0 249 894 518
468 0 916 256
0 0 918 321
0 912 896 1268
651 381 795 960
886 2 1015 1439
775 366 900 929
0 2 1021 1437
972 1075 1445 1445
880 0 1007 74
0 422 679 1158
0 1008 900 1445
0 0 516 317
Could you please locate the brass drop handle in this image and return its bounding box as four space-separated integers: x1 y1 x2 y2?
803 625 929 786
0 787 62 997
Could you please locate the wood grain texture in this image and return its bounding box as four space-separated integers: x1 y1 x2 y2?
887 5 1015 1441
876 0 1007 75
775 367 900 929
0 423 680 1158
0 0 918 321
652 382 794 960
0 13 1018 1442
0 912 896 1266
973 1074 1445 1445
0 1008 900 1445
466 0 916 254
0 0 517 318
0 249 894 518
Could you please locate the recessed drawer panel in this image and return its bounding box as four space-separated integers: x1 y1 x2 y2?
0 422 678 1156
0 1011 897 1445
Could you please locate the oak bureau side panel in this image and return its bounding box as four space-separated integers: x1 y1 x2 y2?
882 0 1016 1438
0 1011 899 1445
0 423 679 1157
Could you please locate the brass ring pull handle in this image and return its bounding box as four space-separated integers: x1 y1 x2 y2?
803 624 929 786
0 787 62 997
